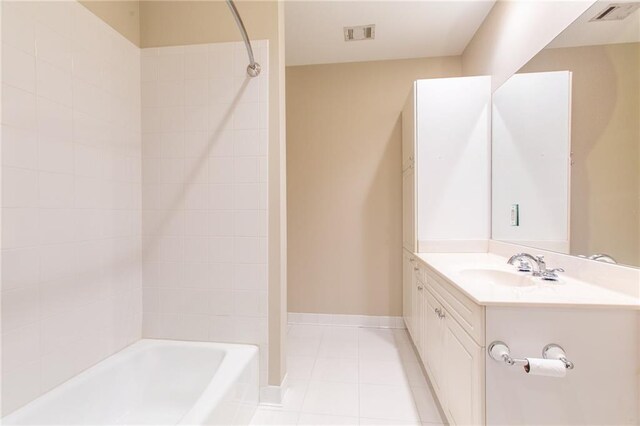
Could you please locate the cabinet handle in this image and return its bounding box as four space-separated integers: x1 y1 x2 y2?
413 267 419 271
409 258 415 263
435 307 445 319
417 285 423 290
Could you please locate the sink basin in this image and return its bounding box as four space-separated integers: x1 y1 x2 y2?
459 268 536 287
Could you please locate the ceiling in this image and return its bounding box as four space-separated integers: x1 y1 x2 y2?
549 0 640 49
284 0 496 66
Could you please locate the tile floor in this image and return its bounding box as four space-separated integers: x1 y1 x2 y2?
251 325 444 425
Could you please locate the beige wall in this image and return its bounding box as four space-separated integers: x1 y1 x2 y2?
139 0 274 48
81 0 287 387
80 0 141 46
520 43 640 266
462 0 594 90
287 56 461 316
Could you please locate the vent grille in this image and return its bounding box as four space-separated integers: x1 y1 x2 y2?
589 2 640 21
344 25 375 42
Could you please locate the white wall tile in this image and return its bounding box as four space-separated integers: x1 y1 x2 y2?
35 21 72 72
2 208 40 249
36 59 72 106
2 167 38 208
34 1 73 40
2 5 142 415
234 102 260 130
157 54 185 81
36 97 72 144
3 43 36 93
2 126 38 169
210 289 234 315
185 53 208 80
209 184 234 210
1 361 41 415
2 247 40 291
1 286 40 332
140 42 269 388
2 84 37 129
185 79 208 106
2 4 36 55
234 183 261 210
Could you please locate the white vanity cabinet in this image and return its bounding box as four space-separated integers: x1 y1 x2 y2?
423 289 444 393
402 250 413 332
441 306 484 426
401 76 491 253
404 253 640 426
406 260 486 426
402 89 417 253
401 75 491 425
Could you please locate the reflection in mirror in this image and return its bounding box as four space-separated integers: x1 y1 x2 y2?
492 0 639 268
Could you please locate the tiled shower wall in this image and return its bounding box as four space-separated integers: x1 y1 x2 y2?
1 1 142 415
140 42 269 384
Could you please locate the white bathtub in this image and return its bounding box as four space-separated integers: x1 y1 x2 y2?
2 340 259 425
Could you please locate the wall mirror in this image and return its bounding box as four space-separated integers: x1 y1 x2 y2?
492 0 640 268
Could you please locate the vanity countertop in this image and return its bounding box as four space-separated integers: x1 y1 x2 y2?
415 252 640 309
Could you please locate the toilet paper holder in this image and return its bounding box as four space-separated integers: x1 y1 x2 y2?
488 341 574 370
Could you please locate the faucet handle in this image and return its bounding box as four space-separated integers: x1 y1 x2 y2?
516 259 532 272
540 268 564 281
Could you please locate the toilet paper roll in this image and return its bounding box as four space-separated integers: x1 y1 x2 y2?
524 358 567 378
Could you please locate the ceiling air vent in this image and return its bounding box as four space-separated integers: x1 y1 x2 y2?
344 25 375 42
589 2 640 21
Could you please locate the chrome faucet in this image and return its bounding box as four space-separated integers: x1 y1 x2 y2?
587 253 617 264
507 253 564 281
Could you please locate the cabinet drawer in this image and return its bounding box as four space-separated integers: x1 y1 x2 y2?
425 269 485 346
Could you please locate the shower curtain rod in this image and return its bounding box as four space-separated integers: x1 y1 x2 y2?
225 0 262 77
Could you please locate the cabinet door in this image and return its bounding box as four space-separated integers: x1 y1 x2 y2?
402 86 415 171
402 252 412 329
442 312 484 426
409 268 417 340
402 168 416 251
424 290 444 395
417 281 426 360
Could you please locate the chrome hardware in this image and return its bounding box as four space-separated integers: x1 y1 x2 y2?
488 341 529 367
540 268 565 281
542 343 574 370
434 307 445 319
225 0 261 77
515 259 533 272
507 253 542 273
488 341 574 370
507 253 564 281
588 253 617 264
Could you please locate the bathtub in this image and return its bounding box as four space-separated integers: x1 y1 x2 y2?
2 340 259 425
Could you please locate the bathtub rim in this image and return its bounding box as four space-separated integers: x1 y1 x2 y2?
1 339 260 425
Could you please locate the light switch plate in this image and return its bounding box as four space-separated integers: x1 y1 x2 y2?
510 204 520 226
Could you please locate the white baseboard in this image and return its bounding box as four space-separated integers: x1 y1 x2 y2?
259 374 288 406
288 312 406 329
